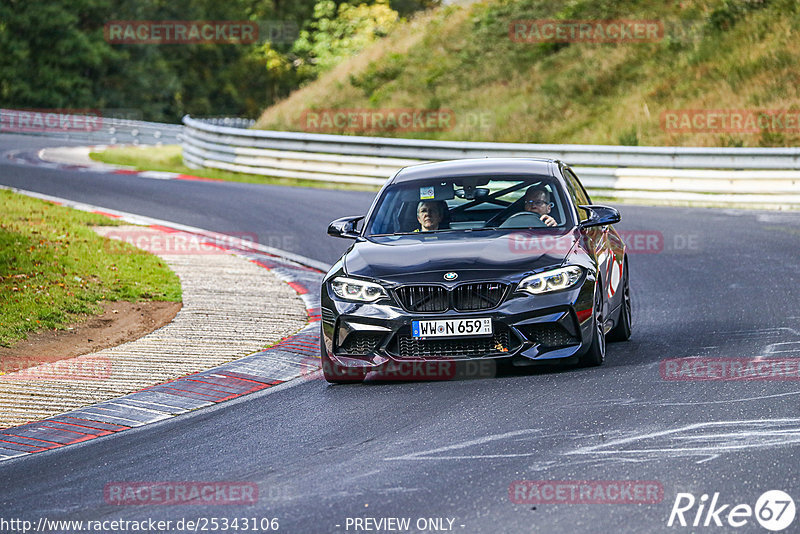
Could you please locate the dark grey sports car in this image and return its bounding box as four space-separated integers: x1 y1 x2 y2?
320 158 631 383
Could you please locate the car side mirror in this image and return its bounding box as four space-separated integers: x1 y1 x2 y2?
578 205 620 228
328 216 364 239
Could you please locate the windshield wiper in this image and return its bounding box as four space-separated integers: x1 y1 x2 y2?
370 232 418 237
370 229 469 236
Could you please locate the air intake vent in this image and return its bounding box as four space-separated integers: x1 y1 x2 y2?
519 324 578 348
321 307 336 325
338 332 385 356
393 324 514 358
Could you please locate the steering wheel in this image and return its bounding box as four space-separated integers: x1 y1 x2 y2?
483 203 519 228
498 212 547 229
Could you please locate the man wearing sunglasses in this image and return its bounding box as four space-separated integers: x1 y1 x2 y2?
523 186 558 227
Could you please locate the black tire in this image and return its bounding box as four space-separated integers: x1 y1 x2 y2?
607 261 632 342
579 281 606 367
320 334 366 384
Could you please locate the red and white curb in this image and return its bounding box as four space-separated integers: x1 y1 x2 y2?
0 186 327 462
6 144 223 184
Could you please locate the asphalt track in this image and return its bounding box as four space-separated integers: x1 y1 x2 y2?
2 133 800 533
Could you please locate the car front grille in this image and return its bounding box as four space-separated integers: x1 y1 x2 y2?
453 282 507 311
394 285 449 312
394 283 508 312
392 324 514 359
519 324 578 348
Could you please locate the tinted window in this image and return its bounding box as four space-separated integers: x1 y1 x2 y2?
564 168 591 219
365 175 573 236
564 169 592 205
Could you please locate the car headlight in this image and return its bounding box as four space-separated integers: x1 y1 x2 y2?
330 276 387 302
518 266 583 295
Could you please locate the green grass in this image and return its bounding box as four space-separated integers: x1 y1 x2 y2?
0 190 181 347
89 145 380 192
256 0 800 148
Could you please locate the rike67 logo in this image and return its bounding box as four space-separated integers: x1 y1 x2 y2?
668 490 796 531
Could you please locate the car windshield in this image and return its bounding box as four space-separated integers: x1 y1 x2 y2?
365 175 572 236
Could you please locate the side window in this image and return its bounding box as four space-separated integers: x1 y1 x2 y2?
563 173 580 205
565 169 590 204
564 168 591 220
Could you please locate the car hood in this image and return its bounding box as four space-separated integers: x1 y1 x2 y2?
344 230 577 284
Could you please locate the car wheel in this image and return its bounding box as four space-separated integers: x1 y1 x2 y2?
607 261 632 342
320 334 367 384
579 282 606 367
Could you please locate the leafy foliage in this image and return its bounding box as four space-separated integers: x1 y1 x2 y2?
0 0 424 122
292 1 400 76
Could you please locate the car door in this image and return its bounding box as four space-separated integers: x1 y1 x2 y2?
565 166 626 316
562 167 612 314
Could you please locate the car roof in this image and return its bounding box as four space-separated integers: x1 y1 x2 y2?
390 158 560 184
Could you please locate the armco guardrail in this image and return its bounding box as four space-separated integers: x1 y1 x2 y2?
0 108 181 145
4 109 795 208
182 115 800 208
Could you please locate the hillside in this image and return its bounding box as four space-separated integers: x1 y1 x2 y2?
256 0 800 147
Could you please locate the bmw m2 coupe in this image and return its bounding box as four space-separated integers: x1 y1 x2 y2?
320 158 631 383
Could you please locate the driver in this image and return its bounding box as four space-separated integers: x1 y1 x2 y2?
524 187 557 227
416 200 445 232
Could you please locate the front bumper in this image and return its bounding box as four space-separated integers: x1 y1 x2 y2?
320 276 596 374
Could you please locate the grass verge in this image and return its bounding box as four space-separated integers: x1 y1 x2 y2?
0 189 181 347
257 0 800 148
89 145 380 192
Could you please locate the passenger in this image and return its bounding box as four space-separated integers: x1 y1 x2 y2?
416 200 446 232
524 187 557 227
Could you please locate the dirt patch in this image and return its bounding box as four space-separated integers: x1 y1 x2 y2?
0 301 181 374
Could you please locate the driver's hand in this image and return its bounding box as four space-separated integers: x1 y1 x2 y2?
540 214 557 227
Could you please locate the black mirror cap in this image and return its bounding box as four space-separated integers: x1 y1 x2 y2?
328 216 365 239
578 205 621 228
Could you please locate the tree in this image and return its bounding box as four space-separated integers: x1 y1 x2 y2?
0 0 427 121
0 0 117 108
292 0 400 76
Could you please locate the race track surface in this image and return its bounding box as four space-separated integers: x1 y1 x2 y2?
2 133 800 533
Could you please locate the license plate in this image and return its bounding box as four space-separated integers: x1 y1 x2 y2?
412 318 493 338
